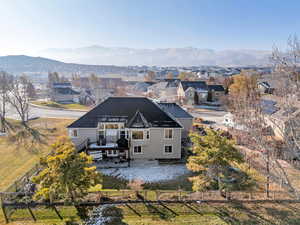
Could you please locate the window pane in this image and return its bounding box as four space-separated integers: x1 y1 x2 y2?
132 131 144 139
105 124 118 129
165 129 172 139
73 130 78 137
165 145 172 153
134 146 142 153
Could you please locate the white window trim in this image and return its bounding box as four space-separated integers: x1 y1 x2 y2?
131 129 145 140
133 145 143 155
164 144 173 154
164 128 173 140
69 129 78 138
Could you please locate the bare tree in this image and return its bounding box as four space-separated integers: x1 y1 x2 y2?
271 35 300 159
8 75 30 126
227 37 300 198
0 71 14 132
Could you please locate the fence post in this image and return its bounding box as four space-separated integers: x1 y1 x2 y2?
156 191 160 201
52 205 63 220
0 195 9 224
27 205 36 221
179 191 181 201
14 181 18 192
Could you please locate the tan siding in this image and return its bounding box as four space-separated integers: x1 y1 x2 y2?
130 128 181 159
177 118 193 138
68 128 97 145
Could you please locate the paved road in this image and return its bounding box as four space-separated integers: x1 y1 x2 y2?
6 104 85 120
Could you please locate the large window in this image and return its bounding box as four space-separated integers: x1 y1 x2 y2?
133 145 142 154
164 145 173 154
132 130 144 140
164 129 173 139
105 124 119 129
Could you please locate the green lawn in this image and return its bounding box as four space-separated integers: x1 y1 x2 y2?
1 202 300 225
31 101 90 111
0 118 74 191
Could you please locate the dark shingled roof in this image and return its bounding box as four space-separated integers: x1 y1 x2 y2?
68 97 182 128
208 85 225 92
180 81 208 91
158 103 193 119
54 87 80 95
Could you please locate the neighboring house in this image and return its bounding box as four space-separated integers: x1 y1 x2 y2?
258 81 275 94
133 82 155 93
147 79 180 102
158 102 193 138
50 82 80 103
147 81 168 96
79 89 95 105
67 97 183 161
262 99 300 159
177 81 208 105
207 85 225 102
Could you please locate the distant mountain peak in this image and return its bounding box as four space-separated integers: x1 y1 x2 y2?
39 46 271 66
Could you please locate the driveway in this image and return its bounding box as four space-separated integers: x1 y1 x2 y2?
6 103 85 120
190 106 227 127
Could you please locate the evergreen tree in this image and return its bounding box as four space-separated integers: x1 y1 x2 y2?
32 136 101 202
187 129 244 191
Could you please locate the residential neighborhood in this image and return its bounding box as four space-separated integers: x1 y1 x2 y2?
1 1 300 225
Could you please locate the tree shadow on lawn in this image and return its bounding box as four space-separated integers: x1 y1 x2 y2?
206 202 278 225
143 202 176 221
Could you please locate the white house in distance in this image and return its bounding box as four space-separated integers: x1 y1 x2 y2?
67 97 192 163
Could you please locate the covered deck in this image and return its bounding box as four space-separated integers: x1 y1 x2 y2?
86 141 130 168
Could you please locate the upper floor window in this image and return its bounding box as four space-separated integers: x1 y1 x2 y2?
70 129 78 137
132 130 144 140
105 124 118 129
164 129 173 139
146 130 150 139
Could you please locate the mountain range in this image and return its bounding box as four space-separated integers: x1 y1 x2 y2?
0 55 134 75
39 46 272 66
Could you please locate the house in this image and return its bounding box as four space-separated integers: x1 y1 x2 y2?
158 102 193 138
132 81 155 93
258 81 275 94
50 82 80 103
177 81 208 105
147 79 180 102
67 97 183 161
207 85 225 102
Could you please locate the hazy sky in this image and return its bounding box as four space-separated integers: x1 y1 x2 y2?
0 0 299 55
